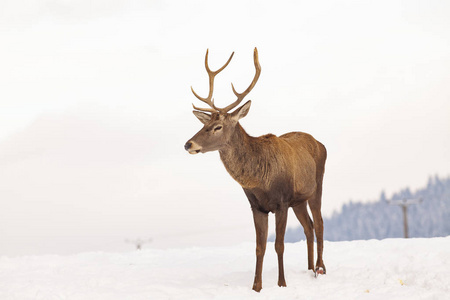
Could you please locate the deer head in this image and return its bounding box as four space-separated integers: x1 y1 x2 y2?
184 48 261 154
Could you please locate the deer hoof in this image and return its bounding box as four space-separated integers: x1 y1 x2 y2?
314 267 325 277
252 282 262 293
278 280 287 287
252 284 262 292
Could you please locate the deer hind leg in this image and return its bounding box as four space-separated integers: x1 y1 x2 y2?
308 189 326 275
251 208 268 292
292 201 315 271
275 206 288 287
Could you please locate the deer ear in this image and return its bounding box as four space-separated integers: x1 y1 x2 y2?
231 100 251 121
193 111 211 124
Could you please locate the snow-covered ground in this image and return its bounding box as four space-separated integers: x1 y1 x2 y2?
1 237 449 300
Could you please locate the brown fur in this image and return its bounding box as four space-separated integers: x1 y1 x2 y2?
185 109 327 292
185 48 326 292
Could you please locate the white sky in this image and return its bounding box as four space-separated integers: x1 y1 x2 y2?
1 0 449 255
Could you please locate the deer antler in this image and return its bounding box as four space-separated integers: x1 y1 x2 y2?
191 48 261 114
191 49 234 113
216 47 261 113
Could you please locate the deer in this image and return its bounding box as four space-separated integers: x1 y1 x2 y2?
184 48 327 292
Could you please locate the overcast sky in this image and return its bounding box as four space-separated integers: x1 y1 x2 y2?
1 0 449 256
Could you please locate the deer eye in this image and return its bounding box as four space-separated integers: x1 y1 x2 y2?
214 125 223 132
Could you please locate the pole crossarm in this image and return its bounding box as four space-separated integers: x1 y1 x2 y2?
388 198 423 206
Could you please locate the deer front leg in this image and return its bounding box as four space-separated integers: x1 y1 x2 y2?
252 208 268 292
275 206 288 287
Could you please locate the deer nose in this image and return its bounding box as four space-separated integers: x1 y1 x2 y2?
185 141 202 154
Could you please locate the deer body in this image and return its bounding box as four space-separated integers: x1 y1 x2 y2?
185 48 326 292
220 125 321 205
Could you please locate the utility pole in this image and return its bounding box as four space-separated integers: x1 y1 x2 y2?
388 198 422 238
125 238 153 250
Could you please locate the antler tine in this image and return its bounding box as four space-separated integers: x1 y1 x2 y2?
191 103 217 113
206 49 235 75
191 49 235 113
218 47 261 113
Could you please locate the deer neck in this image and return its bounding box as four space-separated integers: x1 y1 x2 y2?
219 124 263 189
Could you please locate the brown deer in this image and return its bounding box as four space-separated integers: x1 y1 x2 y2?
184 48 327 292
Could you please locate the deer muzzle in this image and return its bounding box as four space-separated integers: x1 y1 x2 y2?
184 141 202 154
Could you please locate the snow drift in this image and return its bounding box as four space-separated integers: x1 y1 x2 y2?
1 237 449 299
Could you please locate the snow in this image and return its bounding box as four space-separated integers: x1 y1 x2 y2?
1 237 449 299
